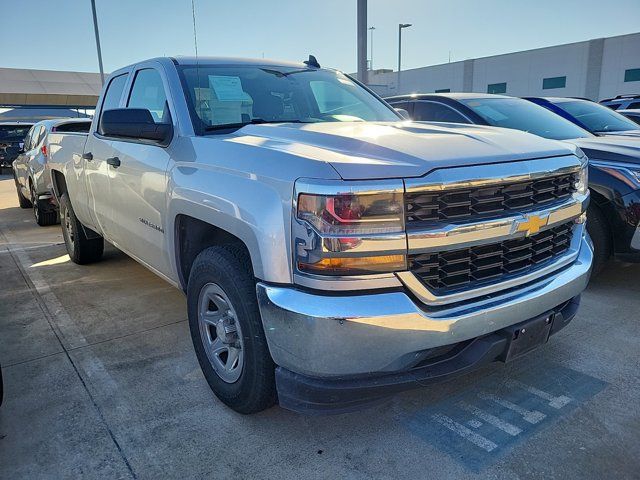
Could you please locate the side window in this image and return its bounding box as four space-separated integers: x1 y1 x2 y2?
28 126 45 149
99 73 128 130
389 101 414 116
102 74 128 111
24 126 35 150
35 126 47 147
127 69 170 123
628 102 640 110
413 102 470 123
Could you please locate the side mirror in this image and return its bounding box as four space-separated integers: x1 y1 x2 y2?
100 108 172 143
394 108 411 120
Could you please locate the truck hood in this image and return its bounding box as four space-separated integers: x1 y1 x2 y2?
569 136 640 166
232 121 574 179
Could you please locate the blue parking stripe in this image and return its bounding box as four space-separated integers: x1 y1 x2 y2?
404 362 607 472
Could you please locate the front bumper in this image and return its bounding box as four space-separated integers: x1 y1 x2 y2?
275 296 581 414
257 234 592 378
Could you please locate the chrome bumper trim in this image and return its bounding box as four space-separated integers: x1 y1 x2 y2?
257 235 592 377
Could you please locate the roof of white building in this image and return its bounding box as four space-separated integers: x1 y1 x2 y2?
0 67 103 106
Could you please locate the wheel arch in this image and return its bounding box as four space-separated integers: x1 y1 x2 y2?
174 214 255 291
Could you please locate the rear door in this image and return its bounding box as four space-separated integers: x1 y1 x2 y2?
83 72 129 238
12 125 36 192
107 63 174 276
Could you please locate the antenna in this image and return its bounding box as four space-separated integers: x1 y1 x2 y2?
304 55 321 68
191 0 199 59
191 0 204 125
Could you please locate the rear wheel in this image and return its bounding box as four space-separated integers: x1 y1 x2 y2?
187 245 276 414
31 182 58 227
586 204 611 277
60 193 104 264
13 174 31 209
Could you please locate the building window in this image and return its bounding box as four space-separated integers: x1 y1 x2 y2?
435 88 450 93
487 82 506 94
624 68 640 82
543 76 566 89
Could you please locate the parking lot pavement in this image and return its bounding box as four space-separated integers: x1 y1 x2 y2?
0 173 639 480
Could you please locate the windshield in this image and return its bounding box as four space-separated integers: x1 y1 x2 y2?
178 65 400 133
0 125 31 143
459 97 591 140
555 100 640 133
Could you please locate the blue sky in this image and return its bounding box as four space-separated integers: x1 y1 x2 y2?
2 0 640 74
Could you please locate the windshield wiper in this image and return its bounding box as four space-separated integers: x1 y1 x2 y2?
203 118 313 132
260 68 314 77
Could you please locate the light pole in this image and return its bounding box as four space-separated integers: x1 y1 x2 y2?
368 26 376 71
357 0 368 83
90 0 105 85
397 23 412 92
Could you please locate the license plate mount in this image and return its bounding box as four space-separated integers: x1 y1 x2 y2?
499 314 554 362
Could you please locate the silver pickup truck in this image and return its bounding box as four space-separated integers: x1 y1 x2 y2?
47 56 592 414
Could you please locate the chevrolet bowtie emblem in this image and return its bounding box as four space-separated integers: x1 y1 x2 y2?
517 214 548 236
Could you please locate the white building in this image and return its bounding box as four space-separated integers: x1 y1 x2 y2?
367 32 640 101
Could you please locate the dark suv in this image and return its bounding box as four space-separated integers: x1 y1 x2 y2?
600 94 640 111
0 122 33 172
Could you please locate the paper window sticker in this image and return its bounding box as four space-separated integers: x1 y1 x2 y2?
210 76 246 102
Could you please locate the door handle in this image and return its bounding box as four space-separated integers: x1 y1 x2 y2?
82 152 93 161
106 156 121 168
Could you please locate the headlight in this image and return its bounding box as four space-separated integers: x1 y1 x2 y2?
294 184 406 276
297 192 404 235
575 162 589 195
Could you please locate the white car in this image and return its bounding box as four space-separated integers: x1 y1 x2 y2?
12 118 91 225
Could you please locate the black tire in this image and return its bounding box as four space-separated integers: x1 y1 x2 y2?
187 245 276 414
13 174 32 209
586 204 611 277
59 193 104 264
30 182 58 226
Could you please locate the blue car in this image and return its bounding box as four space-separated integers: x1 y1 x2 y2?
525 96 640 138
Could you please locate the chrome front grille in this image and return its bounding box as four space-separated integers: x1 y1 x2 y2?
405 172 577 226
409 221 575 295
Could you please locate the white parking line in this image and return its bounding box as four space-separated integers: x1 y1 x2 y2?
431 413 498 452
457 401 522 436
478 391 547 424
506 380 573 409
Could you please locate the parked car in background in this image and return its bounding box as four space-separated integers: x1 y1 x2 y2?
599 94 640 111
0 122 33 173
525 97 640 138
46 57 591 414
12 118 91 225
619 109 640 125
386 93 640 274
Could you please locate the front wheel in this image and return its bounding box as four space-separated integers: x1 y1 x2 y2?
59 193 104 264
187 245 276 414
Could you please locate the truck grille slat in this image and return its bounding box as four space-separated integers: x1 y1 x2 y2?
405 172 577 225
409 221 575 294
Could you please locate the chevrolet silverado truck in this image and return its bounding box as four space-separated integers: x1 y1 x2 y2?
47 56 592 414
